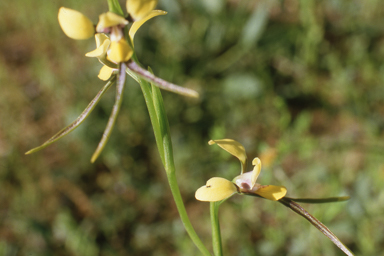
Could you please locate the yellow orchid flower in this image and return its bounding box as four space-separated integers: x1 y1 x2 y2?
27 3 198 163
195 139 287 202
58 7 132 64
84 10 166 81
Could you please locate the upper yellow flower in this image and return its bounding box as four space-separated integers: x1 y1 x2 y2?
195 139 287 202
57 2 166 81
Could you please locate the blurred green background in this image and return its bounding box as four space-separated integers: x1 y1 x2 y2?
1 0 384 255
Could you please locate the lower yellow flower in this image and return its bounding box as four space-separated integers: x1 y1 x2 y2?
195 139 287 202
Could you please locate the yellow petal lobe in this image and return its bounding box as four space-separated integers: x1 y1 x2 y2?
129 10 167 42
95 33 110 48
251 158 261 187
85 37 110 57
126 0 158 21
96 12 128 32
256 185 287 201
58 7 95 40
209 139 248 174
98 66 115 81
108 39 133 63
195 177 237 202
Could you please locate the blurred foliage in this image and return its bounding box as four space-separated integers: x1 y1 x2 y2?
1 0 384 255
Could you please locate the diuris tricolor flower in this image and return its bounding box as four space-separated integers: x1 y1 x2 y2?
195 139 287 202
58 2 166 81
26 0 198 162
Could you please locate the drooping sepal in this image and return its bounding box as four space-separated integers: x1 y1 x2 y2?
25 77 116 155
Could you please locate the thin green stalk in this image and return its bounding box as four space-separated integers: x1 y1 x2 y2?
136 75 211 256
210 202 223 256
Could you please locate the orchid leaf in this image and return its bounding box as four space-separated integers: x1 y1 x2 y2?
210 202 223 256
127 61 199 98
128 68 165 165
26 77 116 155
91 63 126 163
135 65 210 255
150 67 169 137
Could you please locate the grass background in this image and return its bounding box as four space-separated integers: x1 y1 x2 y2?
1 0 384 255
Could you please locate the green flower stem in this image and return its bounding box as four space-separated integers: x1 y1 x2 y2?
210 202 223 256
132 71 211 256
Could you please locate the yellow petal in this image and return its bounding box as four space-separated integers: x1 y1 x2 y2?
108 39 133 63
95 33 109 48
256 185 287 201
98 65 115 81
85 37 110 57
251 158 261 187
195 177 237 202
209 139 248 174
126 0 158 21
129 10 167 42
58 7 95 40
96 12 128 32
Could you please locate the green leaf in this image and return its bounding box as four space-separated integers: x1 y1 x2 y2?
107 0 124 16
210 202 223 256
129 63 210 256
150 68 170 138
128 68 165 165
91 63 126 163
25 77 116 155
286 196 350 204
